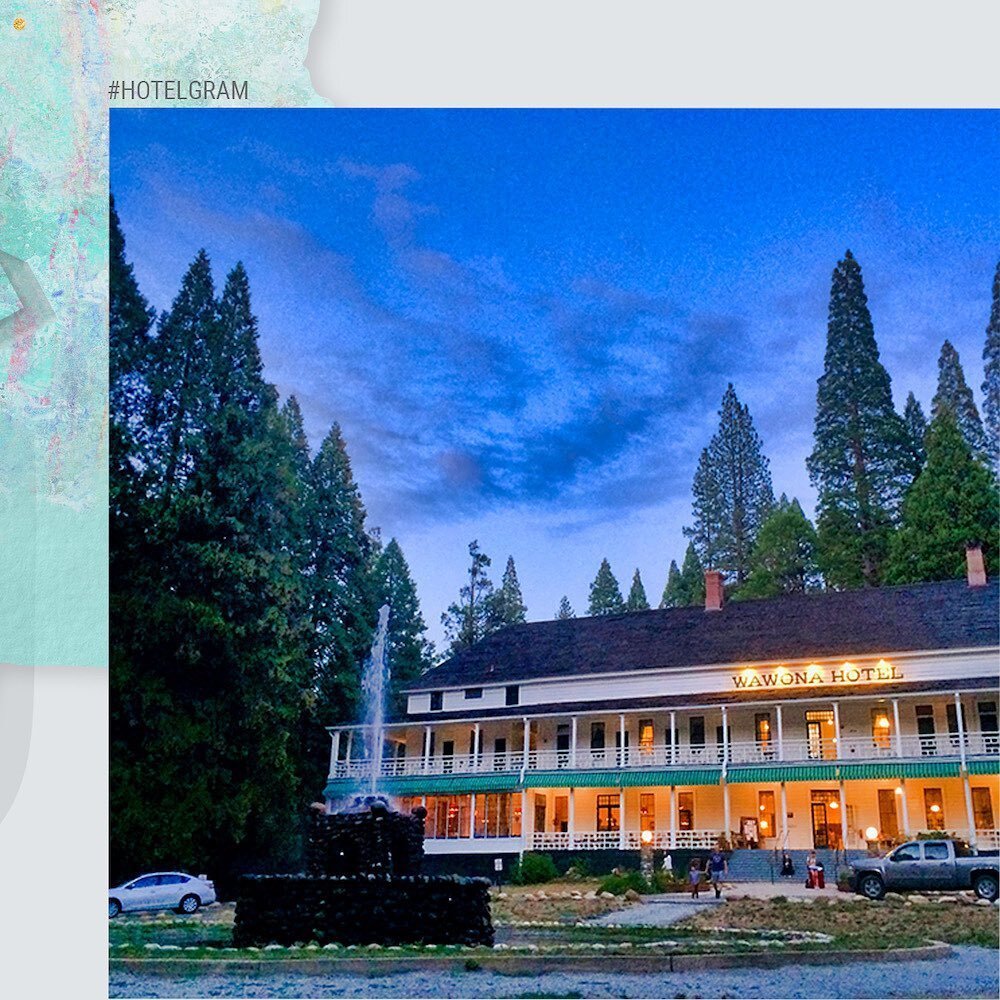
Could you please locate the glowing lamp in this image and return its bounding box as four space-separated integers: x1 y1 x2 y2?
894 786 903 796
930 804 941 813
760 820 769 830
759 804 766 811
640 830 653 845
865 826 879 841
829 800 839 810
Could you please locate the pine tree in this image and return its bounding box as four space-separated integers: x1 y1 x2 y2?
625 568 650 611
441 540 495 653
684 384 774 583
807 250 910 588
931 340 987 459
492 555 528 628
659 560 682 608
555 595 576 619
982 262 1000 477
886 409 998 583
372 538 433 713
588 558 625 615
739 495 820 599
902 391 928 479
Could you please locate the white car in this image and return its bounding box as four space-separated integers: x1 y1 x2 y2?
108 871 216 918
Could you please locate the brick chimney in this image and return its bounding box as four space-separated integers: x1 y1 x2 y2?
966 544 987 587
705 570 725 611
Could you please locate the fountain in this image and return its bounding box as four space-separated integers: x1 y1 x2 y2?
232 605 494 949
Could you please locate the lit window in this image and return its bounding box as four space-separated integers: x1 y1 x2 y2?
871 709 892 749
923 788 945 830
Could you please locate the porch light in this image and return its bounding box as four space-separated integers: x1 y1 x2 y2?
865 826 879 841
641 830 653 845
894 786 903 796
760 820 769 830
829 800 839 810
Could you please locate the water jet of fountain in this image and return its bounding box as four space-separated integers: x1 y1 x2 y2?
361 604 391 797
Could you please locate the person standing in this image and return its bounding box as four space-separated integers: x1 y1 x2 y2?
708 847 728 898
688 857 703 898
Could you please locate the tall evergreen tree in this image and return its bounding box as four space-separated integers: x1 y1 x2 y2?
684 384 774 583
982 262 1000 477
659 560 682 608
886 409 998 583
931 340 987 459
144 249 220 502
441 540 495 653
625 568 650 611
739 495 820 599
372 538 433 714
492 555 528 628
555 595 576 619
902 391 928 479
588 558 625 615
807 250 910 588
309 423 376 731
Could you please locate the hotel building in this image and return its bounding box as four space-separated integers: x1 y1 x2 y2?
325 549 999 864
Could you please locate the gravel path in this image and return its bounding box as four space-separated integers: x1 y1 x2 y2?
587 895 723 926
110 945 999 998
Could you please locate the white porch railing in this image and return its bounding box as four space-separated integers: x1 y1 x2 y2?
330 731 1000 781
529 829 722 851
975 829 1000 851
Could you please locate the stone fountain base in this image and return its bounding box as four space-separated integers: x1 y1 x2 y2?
233 873 494 947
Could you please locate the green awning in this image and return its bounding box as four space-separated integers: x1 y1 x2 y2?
324 773 520 798
839 760 960 780
523 768 721 788
728 764 838 783
968 759 1000 776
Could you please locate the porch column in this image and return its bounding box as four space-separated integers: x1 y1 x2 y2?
619 713 626 766
522 717 531 770
892 699 903 757
473 723 481 771
721 706 730 764
520 790 528 854
619 787 626 849
571 716 578 768
838 779 848 849
962 773 978 850
776 705 784 761
898 780 911 838
954 693 968 769
422 726 432 773
669 785 677 848
669 711 677 765
832 701 841 759
329 730 341 777
722 777 731 842
469 792 477 841
345 730 354 770
780 781 789 847
569 787 576 848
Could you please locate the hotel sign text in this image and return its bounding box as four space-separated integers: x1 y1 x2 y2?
732 660 904 690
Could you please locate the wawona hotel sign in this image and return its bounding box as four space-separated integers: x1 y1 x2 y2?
732 660 905 689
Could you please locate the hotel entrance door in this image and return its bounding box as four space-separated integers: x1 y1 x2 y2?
810 791 842 849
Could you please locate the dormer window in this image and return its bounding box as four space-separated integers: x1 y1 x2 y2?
429 691 443 711
464 687 483 700
505 685 520 706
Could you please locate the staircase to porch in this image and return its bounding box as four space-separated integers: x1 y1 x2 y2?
724 848 848 882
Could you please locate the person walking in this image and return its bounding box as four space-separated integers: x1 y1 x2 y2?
688 857 703 898
708 847 728 898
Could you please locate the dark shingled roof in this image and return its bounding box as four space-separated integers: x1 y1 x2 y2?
408 579 999 692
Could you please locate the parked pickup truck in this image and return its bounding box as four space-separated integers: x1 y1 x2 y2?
850 839 999 901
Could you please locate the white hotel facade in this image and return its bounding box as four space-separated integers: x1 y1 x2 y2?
325 551 1000 861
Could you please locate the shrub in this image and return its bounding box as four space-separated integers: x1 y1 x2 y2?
652 869 686 893
599 870 653 896
511 852 559 885
563 856 592 880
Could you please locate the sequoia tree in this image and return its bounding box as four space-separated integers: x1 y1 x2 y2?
739 495 820 599
492 556 528 628
931 340 987 460
902 392 928 479
983 262 1000 477
684 384 774 583
885 409 998 583
806 251 910 587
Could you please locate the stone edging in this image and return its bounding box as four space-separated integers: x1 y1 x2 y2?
111 941 951 977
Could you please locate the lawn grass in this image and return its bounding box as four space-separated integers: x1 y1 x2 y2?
676 897 1000 950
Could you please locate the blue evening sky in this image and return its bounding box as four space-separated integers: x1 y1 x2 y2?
111 110 1000 648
